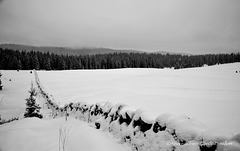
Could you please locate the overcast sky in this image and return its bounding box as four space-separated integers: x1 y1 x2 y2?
0 0 240 54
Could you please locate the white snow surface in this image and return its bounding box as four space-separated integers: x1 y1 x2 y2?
0 70 34 119
1 63 240 151
0 117 131 151
36 63 240 134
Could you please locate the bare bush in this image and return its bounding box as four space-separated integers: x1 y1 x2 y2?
59 126 70 151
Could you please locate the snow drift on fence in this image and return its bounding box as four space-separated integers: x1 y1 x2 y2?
41 99 240 151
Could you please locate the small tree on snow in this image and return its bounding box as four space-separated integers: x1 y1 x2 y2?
24 83 43 119
0 72 3 90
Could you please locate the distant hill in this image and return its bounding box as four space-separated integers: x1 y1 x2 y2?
153 50 191 56
0 44 143 56
0 43 194 56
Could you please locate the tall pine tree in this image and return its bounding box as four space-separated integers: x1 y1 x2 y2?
43 58 51 70
24 83 43 118
32 54 40 70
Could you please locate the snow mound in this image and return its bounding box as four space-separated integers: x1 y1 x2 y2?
41 99 240 151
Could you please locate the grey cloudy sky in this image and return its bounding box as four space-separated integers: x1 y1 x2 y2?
0 0 240 54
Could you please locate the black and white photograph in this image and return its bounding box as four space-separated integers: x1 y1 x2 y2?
0 0 240 151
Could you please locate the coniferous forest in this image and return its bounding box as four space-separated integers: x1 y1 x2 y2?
0 48 240 70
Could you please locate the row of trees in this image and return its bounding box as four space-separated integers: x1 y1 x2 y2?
0 48 240 70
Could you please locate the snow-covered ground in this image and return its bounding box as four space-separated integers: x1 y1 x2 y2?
37 63 240 134
0 70 34 120
0 63 240 151
0 117 131 151
0 70 132 151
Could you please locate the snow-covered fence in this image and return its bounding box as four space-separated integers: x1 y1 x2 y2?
46 101 239 151
34 70 59 117
34 71 240 151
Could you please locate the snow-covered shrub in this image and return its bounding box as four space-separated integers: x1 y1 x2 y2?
0 117 19 125
118 106 135 126
78 102 91 121
99 102 114 120
200 129 232 144
132 117 152 133
173 117 207 144
109 120 123 138
154 113 175 133
89 103 104 122
95 103 126 130
130 129 179 151
108 103 126 122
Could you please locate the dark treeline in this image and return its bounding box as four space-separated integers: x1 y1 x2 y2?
0 48 240 70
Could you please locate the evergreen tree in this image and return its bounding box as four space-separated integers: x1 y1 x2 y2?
32 54 40 70
21 52 31 70
43 58 51 70
24 83 43 118
58 56 67 70
0 72 3 90
17 59 22 70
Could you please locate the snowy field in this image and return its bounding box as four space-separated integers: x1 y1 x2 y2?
0 70 34 120
0 117 131 151
37 63 240 134
0 63 240 151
